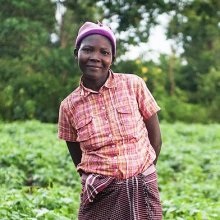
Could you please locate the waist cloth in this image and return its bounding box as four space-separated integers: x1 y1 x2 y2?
78 164 162 220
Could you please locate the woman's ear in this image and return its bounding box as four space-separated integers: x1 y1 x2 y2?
112 56 116 64
74 48 78 59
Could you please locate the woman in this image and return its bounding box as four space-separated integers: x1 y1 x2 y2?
58 21 162 220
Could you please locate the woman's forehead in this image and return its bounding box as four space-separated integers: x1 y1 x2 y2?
80 34 112 49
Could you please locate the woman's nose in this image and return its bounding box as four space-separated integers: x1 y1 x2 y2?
89 51 101 61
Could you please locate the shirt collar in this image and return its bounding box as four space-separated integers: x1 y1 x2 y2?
80 69 116 97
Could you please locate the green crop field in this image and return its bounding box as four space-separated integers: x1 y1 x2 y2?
0 121 219 220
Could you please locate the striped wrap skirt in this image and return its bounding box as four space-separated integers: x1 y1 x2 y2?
78 169 162 220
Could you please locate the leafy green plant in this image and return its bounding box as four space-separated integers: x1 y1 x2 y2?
0 121 219 219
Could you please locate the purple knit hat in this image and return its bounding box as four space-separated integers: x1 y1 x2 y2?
75 21 116 56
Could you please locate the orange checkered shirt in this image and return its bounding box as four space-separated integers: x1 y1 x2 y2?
58 71 160 179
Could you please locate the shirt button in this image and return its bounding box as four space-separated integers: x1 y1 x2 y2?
114 156 117 160
109 134 112 138
102 106 105 110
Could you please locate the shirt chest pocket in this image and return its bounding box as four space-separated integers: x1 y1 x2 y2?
116 105 137 138
75 116 95 142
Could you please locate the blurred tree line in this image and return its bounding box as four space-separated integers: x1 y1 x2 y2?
0 0 219 123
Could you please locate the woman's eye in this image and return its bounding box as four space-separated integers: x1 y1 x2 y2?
82 48 91 52
102 51 110 55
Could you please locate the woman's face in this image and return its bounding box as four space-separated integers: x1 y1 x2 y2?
77 34 113 82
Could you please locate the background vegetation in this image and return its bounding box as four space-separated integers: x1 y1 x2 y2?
0 0 219 123
0 121 219 219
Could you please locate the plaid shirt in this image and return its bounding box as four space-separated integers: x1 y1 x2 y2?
58 71 160 179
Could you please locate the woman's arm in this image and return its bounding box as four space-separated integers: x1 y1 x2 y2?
66 141 82 168
144 113 162 165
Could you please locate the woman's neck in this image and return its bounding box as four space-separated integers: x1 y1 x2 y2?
82 72 109 91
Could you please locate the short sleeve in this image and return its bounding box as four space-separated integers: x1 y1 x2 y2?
58 102 77 142
135 77 160 121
